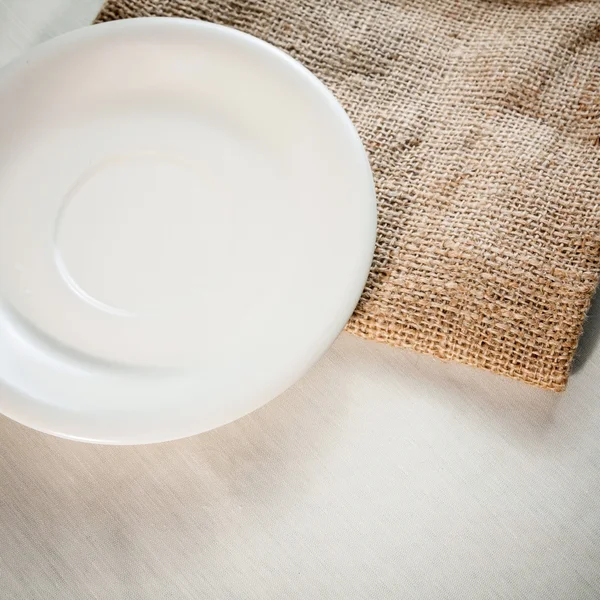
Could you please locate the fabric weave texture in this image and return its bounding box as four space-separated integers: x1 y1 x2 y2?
96 0 600 390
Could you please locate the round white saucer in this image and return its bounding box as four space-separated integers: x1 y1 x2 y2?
0 18 376 443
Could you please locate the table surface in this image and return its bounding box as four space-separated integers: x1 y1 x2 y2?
1 2 599 599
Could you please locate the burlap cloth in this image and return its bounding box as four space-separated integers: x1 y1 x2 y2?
96 0 600 391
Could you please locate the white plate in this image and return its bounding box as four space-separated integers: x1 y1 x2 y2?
0 18 376 444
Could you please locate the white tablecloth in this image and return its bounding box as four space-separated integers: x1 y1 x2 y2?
1 2 599 598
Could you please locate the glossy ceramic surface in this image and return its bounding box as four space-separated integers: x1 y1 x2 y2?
0 18 376 443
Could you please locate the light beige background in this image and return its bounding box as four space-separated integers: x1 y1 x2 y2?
1 2 600 598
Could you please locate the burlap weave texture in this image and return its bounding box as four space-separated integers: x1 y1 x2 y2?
97 0 600 391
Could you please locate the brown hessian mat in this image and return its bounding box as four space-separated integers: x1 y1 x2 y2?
96 0 600 391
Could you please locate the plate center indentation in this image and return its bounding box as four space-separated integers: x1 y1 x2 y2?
54 153 220 316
